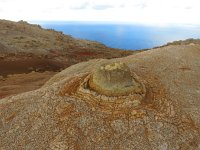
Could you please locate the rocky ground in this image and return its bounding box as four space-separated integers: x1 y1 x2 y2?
0 44 199 149
0 19 139 98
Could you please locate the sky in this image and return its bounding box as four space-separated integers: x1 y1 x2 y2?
0 0 200 25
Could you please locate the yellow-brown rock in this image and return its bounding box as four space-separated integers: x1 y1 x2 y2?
89 62 142 96
0 44 200 149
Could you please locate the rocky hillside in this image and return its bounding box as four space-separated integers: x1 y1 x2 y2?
0 42 9 52
0 19 134 76
0 44 200 149
153 38 200 49
0 20 136 98
166 38 200 46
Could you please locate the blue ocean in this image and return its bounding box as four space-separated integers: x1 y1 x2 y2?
38 22 200 50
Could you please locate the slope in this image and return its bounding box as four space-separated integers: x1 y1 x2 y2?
0 44 200 149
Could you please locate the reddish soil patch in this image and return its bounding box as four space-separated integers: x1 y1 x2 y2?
0 58 65 77
0 71 56 99
0 92 9 99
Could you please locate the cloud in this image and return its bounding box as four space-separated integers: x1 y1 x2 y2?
0 0 200 24
92 4 114 10
119 4 125 8
70 1 114 10
135 3 147 9
70 2 90 10
185 6 193 10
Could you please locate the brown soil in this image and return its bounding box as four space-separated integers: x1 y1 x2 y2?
0 71 56 99
0 58 65 77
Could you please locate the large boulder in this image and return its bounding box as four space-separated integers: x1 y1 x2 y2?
0 44 200 149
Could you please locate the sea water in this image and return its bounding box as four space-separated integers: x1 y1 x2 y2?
38 22 200 50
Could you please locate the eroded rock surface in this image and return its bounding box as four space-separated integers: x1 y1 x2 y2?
89 62 144 96
0 45 200 149
59 62 146 114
